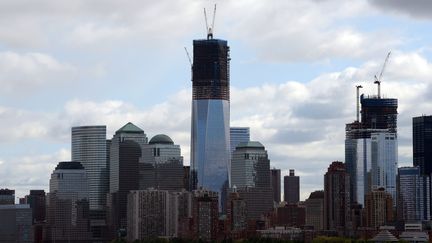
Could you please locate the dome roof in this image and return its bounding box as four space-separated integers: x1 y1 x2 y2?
149 134 174 145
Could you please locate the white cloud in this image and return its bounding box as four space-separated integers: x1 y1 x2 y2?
0 51 76 94
0 149 70 199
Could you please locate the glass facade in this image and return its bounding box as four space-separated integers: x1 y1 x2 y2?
71 125 108 211
371 132 398 204
191 99 230 198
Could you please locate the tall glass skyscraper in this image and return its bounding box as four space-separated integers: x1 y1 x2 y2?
71 126 108 211
413 115 432 175
190 36 231 208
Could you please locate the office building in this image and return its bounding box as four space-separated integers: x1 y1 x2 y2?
365 188 393 229
305 190 324 231
397 167 430 223
45 161 91 242
0 204 33 243
190 34 231 210
71 125 108 239
72 125 108 211
271 168 281 203
413 115 432 175
236 187 274 221
230 127 250 154
284 169 300 204
183 166 191 191
23 190 46 223
0 188 15 205
231 141 271 188
324 161 351 234
108 122 146 232
371 132 398 203
140 134 184 191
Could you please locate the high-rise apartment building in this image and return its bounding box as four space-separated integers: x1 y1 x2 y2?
284 169 300 204
191 189 219 241
231 141 270 188
127 189 170 241
413 115 432 175
0 189 15 205
140 134 184 191
365 188 393 229
230 127 250 154
271 168 281 203
227 191 247 233
305 190 324 231
46 161 92 242
397 167 431 223
190 34 231 209
108 122 147 232
324 161 351 234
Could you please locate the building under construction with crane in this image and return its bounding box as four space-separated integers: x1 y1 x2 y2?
345 52 398 207
190 5 231 211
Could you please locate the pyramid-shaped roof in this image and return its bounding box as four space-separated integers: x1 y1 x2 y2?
116 122 144 134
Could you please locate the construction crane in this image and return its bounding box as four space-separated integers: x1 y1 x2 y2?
184 47 192 67
356 85 363 122
374 51 391 98
204 4 217 39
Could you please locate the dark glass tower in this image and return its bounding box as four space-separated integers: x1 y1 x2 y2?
190 37 230 210
413 115 432 175
284 169 300 204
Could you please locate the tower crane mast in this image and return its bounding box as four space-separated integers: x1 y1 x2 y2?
374 51 391 98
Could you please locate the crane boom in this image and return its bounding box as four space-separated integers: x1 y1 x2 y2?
211 4 217 34
378 51 391 81
204 8 209 36
184 47 192 67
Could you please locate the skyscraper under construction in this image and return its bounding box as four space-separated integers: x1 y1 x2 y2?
190 29 231 210
345 88 398 206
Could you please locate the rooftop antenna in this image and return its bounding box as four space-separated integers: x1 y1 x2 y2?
356 85 363 122
204 4 217 39
374 51 391 98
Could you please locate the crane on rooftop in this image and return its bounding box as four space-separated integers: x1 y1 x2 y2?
204 4 217 39
374 51 391 98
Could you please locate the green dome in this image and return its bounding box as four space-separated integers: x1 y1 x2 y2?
149 134 174 145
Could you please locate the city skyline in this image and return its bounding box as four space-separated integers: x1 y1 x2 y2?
1 0 432 201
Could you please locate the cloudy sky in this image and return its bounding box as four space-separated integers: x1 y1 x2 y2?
1 0 432 200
